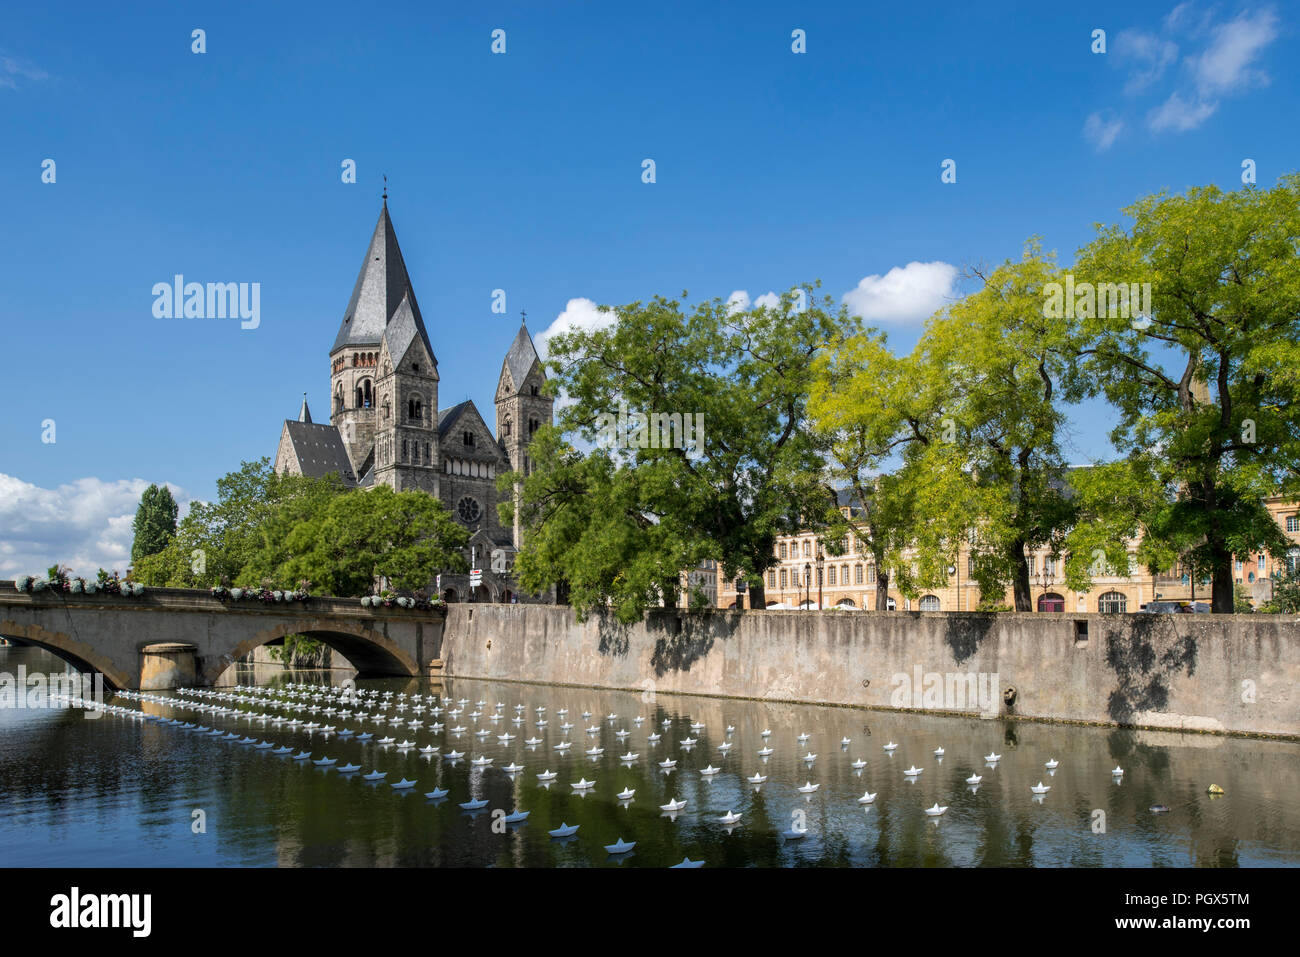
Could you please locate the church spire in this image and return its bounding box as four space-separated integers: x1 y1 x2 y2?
331 199 435 365
298 393 312 423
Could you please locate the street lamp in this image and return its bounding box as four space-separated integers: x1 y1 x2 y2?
804 563 811 611
816 546 824 610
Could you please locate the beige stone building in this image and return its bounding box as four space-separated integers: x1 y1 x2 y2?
716 496 1300 613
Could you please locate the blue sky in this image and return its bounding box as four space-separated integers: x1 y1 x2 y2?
0 1 1295 574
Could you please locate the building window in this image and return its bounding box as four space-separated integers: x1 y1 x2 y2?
1235 559 1243 573
502 417 512 438
529 418 539 436
1043 557 1055 577
531 385 540 396
401 439 408 462
1258 554 1266 573
1098 591 1127 614
779 569 788 589
767 570 776 589
1038 593 1065 612
827 566 836 586
886 597 896 611
1027 555 1036 576
868 565 876 584
854 564 863 584
967 554 975 576
456 497 481 524
408 397 422 422
803 541 811 558
1287 547 1300 575
919 595 940 611
1288 515 1299 533
779 542 787 559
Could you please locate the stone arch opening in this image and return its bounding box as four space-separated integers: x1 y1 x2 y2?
204 621 419 687
0 624 131 692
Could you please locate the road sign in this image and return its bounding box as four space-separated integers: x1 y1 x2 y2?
469 569 482 587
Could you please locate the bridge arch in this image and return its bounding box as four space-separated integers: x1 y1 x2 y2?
0 623 133 691
203 619 420 686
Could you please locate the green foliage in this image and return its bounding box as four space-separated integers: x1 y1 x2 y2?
275 483 469 596
133 459 468 596
1071 175 1300 611
130 483 178 563
510 284 859 621
1260 567 1300 614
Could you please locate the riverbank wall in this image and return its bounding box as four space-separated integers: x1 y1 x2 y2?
441 605 1300 738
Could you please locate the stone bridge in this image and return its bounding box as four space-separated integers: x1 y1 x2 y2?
0 582 447 690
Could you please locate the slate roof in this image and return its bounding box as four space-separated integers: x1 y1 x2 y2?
501 322 543 394
283 421 357 485
437 401 473 440
332 202 436 365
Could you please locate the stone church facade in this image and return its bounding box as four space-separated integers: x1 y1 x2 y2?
273 199 552 603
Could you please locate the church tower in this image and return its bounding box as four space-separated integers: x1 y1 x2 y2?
330 194 440 492
495 318 552 548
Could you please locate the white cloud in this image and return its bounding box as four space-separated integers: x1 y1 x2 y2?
1115 29 1179 94
841 261 958 324
0 54 48 91
0 474 188 579
726 290 750 315
1190 8 1278 95
752 291 781 310
1083 111 1124 151
534 297 614 362
1147 90 1218 132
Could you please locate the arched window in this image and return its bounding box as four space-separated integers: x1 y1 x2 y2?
529 418 539 437
408 397 422 422
334 385 343 413
885 597 896 611
355 379 372 409
919 595 940 611
502 416 512 438
1098 591 1127 613
1038 592 1065 612
836 597 856 608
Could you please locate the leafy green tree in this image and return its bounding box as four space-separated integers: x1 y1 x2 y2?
811 330 930 609
508 284 858 621
130 484 179 563
135 460 320 587
505 427 697 621
1072 176 1300 612
278 484 469 596
826 247 1079 611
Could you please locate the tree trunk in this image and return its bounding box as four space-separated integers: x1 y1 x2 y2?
1210 543 1234 614
875 571 890 611
1011 539 1032 611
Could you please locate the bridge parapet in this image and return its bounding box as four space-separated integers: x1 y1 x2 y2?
0 581 447 689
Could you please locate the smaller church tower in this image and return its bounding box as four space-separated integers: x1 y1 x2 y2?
495 316 553 549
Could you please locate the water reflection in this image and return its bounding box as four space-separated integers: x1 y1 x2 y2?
0 644 1297 867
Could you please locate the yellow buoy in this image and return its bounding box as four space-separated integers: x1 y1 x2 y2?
1207 784 1225 795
